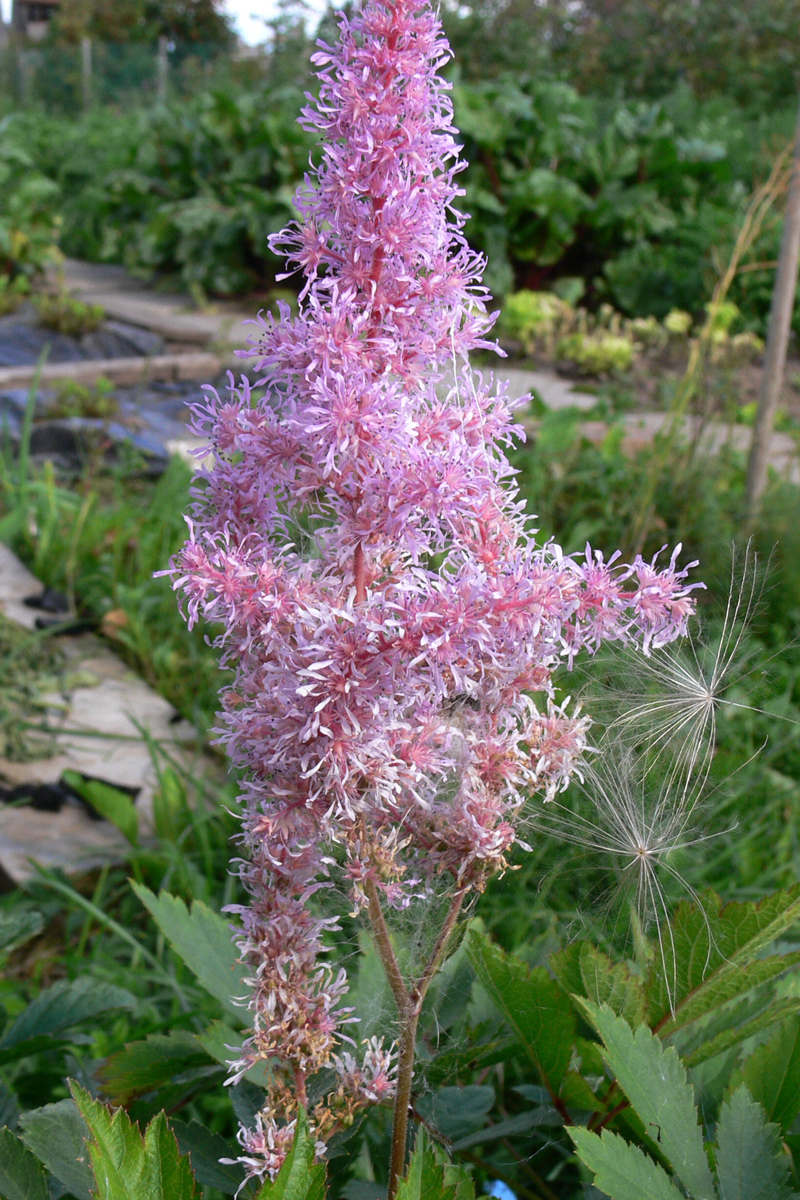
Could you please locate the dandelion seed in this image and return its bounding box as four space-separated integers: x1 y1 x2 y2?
579 545 797 790
528 740 726 1010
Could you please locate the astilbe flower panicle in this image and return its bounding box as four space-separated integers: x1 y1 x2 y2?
168 0 700 1182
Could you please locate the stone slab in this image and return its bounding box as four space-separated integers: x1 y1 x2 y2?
0 544 205 883
501 365 597 411
59 259 254 349
0 351 222 392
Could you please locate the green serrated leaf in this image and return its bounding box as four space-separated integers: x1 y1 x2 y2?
97 1030 212 1102
568 1127 685 1200
736 1016 800 1132
551 941 647 1028
0 1127 49 1200
683 998 800 1068
131 883 248 1020
665 953 800 1041
466 929 575 1094
395 1129 474 1200
559 1067 601 1110
254 1108 326 1200
580 1002 715 1200
0 978 137 1051
70 1083 146 1200
18 1100 92 1200
715 1085 796 1200
70 1083 197 1200
141 1113 199 1200
171 1119 245 1193
440 1156 474 1200
62 771 139 847
651 886 800 1030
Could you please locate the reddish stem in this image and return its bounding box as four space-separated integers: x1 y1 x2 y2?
354 542 367 603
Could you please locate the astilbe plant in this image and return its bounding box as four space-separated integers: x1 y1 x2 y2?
167 0 700 1192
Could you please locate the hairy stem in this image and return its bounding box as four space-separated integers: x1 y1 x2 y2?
365 877 410 1012
373 887 467 1199
388 999 419 1200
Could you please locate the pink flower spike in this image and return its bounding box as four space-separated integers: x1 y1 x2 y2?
165 0 700 1179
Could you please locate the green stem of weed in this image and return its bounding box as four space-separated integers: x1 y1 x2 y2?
32 867 191 1010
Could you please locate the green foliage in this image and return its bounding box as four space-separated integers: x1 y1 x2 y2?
0 274 30 316
648 886 800 1029
63 769 140 845
52 0 234 44
20 89 311 296
97 1030 213 1103
556 329 635 375
0 125 61 281
715 1085 796 1200
456 889 800 1195
18 1099 93 1200
47 376 118 420
497 289 573 354
664 308 693 335
0 612 65 761
0 1128 48 1200
3 65 797 325
71 1082 199 1200
443 0 800 107
734 1017 800 1132
32 291 105 336
0 453 222 732
466 927 575 1096
551 941 647 1029
569 1018 799 1200
395 1130 475 1200
171 1120 245 1193
569 1128 685 1200
452 73 794 320
579 1003 715 1197
0 977 138 1058
131 882 249 1020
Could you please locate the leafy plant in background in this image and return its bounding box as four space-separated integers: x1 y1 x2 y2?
451 73 799 330
497 289 574 355
0 275 30 317
0 123 62 283
441 0 800 109
3 53 798 326
32 292 105 337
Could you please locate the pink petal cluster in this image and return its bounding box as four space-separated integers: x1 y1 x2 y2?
168 0 699 1180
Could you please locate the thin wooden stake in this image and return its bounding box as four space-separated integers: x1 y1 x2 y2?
746 94 800 520
81 36 92 109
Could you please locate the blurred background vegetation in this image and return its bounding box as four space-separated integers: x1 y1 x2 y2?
0 0 798 324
